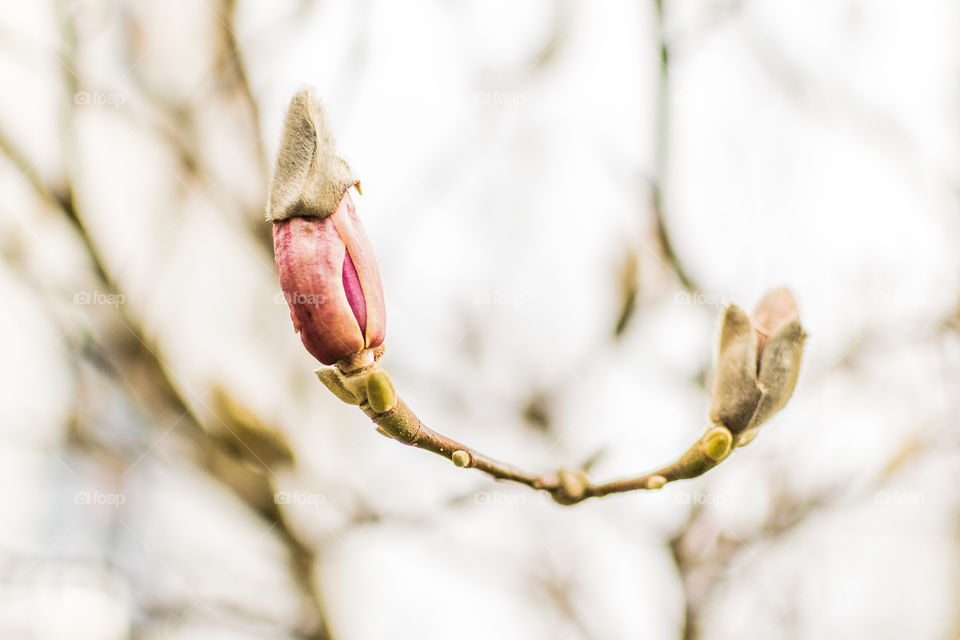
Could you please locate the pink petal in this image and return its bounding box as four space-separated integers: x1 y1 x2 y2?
753 287 799 356
273 217 364 364
329 192 386 349
341 249 366 334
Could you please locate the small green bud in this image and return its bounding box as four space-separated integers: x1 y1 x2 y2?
452 450 471 467
647 475 667 490
365 370 397 414
700 426 733 461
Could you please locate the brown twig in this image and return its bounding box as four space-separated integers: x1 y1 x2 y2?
318 355 740 506
368 399 559 491
315 285 805 506
372 398 733 506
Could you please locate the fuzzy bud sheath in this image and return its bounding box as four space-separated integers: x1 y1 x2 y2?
268 89 386 365
637 288 806 486
708 287 806 447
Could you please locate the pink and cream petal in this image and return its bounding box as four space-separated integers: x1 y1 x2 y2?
752 287 799 354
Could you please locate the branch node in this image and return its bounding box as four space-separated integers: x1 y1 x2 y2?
551 469 589 505
370 399 421 443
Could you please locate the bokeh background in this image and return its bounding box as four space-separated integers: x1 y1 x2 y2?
1 0 959 638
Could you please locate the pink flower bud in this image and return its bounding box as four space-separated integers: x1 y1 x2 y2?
268 90 386 365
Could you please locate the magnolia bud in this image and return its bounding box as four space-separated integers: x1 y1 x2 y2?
269 90 386 365
708 287 805 443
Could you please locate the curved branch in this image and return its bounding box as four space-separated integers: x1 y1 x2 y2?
317 351 741 507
